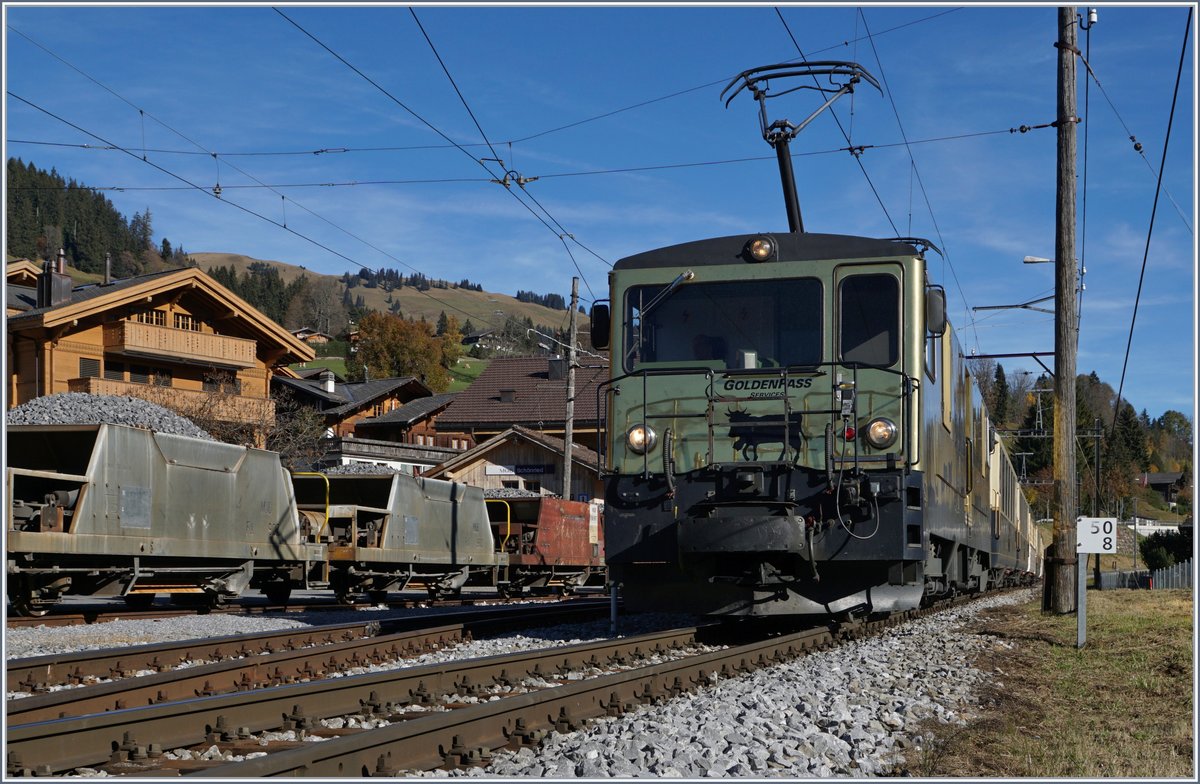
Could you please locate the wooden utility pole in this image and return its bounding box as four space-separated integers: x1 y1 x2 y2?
1050 6 1080 614
562 277 579 500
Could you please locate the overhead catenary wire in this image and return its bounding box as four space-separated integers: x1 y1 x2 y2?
5 23 517 334
856 8 981 353
8 121 1055 177
406 7 598 301
1110 6 1191 432
774 7 900 236
274 7 610 288
1076 32 1193 235
7 92 512 336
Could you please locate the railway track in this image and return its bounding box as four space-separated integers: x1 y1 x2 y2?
7 601 611 724
4 593 529 629
5 594 986 777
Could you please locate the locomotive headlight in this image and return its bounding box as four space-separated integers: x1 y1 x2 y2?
626 424 657 454
863 418 898 449
747 236 776 262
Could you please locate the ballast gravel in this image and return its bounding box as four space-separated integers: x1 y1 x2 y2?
6 392 214 440
412 590 1035 778
7 591 1034 778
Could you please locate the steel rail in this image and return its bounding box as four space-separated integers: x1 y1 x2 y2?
4 593 516 629
6 599 608 693
194 621 851 776
8 603 610 722
5 624 708 776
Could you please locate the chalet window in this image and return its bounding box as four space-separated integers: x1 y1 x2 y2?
79 357 101 379
129 365 151 384
501 480 520 489
203 374 242 395
132 310 166 327
152 369 172 387
104 360 125 382
525 480 541 494
174 313 201 332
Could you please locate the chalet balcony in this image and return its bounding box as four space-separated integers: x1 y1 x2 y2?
68 378 275 425
103 321 257 369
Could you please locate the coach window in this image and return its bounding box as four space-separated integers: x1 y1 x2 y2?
840 274 899 366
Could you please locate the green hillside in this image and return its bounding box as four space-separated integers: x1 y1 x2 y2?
191 252 586 336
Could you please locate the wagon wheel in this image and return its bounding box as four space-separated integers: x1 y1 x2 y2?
335 591 357 606
6 579 55 618
366 590 389 605
124 594 156 610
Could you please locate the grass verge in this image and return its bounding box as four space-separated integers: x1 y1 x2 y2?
910 589 1194 778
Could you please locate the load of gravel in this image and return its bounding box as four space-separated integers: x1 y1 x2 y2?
6 393 214 440
321 462 406 475
483 488 548 499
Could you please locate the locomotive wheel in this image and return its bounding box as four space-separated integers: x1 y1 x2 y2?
124 594 156 610
264 585 293 605
335 592 357 606
367 590 389 605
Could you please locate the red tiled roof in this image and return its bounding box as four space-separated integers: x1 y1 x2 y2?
434 356 607 431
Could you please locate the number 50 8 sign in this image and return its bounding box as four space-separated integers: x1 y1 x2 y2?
1077 517 1119 554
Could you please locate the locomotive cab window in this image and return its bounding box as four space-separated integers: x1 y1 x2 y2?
839 274 899 366
622 277 822 372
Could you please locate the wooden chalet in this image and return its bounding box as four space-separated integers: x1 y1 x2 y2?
6 255 314 427
425 424 602 502
272 370 433 438
433 356 606 450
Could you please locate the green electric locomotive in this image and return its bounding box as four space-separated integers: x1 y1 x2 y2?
589 63 1041 618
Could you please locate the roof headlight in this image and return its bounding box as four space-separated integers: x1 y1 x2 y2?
863 418 898 449
747 236 776 262
626 424 657 454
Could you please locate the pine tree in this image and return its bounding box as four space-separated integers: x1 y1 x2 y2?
992 364 1010 425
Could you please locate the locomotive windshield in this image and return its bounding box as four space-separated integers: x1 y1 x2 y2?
623 277 822 372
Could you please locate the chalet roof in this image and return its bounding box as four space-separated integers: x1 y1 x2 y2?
6 259 42 287
357 392 457 428
273 374 431 417
424 424 599 478
6 284 37 312
6 266 314 363
292 328 334 339
1140 472 1185 487
294 366 347 381
434 356 606 431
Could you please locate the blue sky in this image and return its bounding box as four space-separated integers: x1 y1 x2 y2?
3 3 1195 420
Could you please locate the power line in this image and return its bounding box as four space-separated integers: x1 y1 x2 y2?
274 7 610 284
1077 35 1194 235
857 8 980 352
408 7 503 166
9 121 1055 177
406 6 598 300
774 8 899 235
6 24 523 333
1111 6 1191 432
7 91 513 335
505 7 964 145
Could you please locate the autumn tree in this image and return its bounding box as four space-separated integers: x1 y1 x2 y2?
347 311 462 392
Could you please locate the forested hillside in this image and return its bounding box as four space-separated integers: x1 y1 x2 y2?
969 358 1192 520
6 157 192 277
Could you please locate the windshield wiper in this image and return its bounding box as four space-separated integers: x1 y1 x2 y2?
626 270 695 367
640 269 694 320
